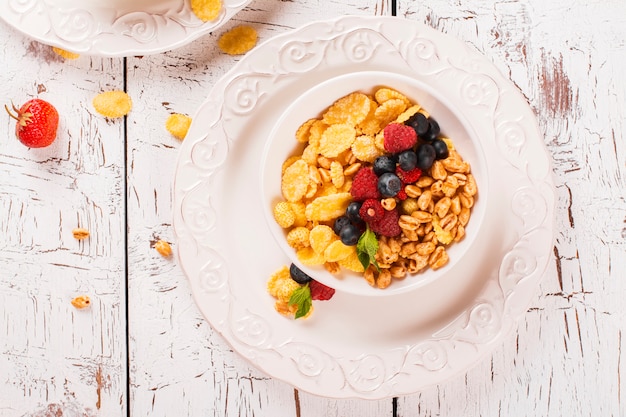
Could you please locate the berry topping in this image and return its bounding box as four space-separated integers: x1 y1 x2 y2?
396 189 408 201
431 138 449 160
351 167 381 201
369 208 402 237
396 166 422 184
406 112 429 136
373 155 397 176
397 149 417 171
416 143 436 171
383 123 417 153
339 223 361 246
377 172 402 198
345 201 363 223
333 215 352 235
421 117 440 141
359 199 385 224
309 280 336 301
290 263 313 284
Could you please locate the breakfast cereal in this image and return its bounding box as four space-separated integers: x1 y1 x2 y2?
218 25 258 55
267 85 478 318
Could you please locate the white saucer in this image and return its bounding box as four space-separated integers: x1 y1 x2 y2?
0 0 252 56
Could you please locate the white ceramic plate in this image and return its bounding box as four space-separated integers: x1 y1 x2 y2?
173 16 556 399
0 0 252 56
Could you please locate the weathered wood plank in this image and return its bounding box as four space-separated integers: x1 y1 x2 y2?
124 1 394 416
0 27 127 417
396 0 626 415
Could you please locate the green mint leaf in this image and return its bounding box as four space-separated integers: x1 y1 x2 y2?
289 284 312 319
356 227 379 271
357 250 371 271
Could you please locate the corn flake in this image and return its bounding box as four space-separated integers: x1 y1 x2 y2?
395 105 421 124
295 118 316 143
166 113 192 140
273 201 295 228
286 227 310 250
282 155 301 174
305 192 352 221
191 0 222 22
319 123 356 158
288 202 308 227
281 159 309 202
351 134 381 163
309 225 337 255
374 88 410 106
218 25 258 55
337 251 366 273
52 47 79 60
374 98 406 126
93 91 132 118
323 240 354 262
322 92 371 126
308 120 328 148
296 247 326 265
329 161 345 188
357 99 381 136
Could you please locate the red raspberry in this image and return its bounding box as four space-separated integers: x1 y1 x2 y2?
350 167 381 201
309 280 336 301
383 123 417 153
396 189 408 201
359 199 385 223
396 166 422 184
369 208 402 237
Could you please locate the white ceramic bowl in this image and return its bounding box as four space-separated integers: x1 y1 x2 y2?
261 71 489 297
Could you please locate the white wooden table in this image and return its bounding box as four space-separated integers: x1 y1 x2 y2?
1 1 625 416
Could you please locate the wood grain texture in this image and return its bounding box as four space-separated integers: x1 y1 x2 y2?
396 1 626 416
1 0 624 416
124 1 393 416
0 29 127 417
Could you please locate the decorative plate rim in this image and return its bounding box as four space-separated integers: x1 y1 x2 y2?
0 0 252 57
172 15 556 399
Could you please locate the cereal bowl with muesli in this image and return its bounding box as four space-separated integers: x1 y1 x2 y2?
261 71 489 301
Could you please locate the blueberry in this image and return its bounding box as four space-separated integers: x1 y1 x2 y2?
290 263 312 284
339 223 361 246
416 143 436 171
421 118 440 141
333 215 352 235
431 138 449 160
397 150 417 171
345 201 363 223
406 112 429 136
377 173 402 197
373 155 397 176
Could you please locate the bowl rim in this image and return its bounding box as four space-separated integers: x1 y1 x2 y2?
260 69 489 297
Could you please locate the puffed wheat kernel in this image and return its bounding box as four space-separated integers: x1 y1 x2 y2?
155 240 172 257
71 295 91 309
72 228 90 240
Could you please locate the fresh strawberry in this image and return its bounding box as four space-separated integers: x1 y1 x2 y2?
383 123 417 153
309 280 336 301
5 99 59 148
